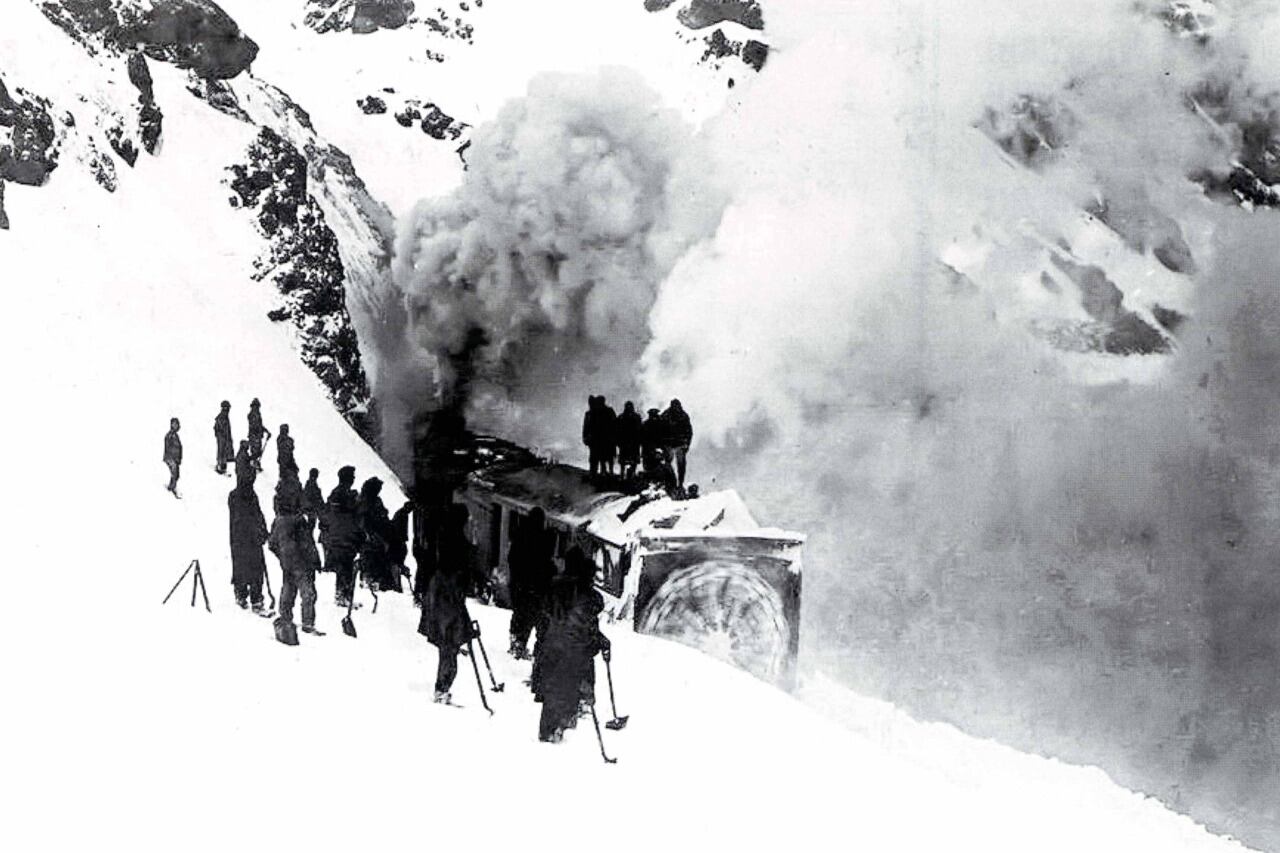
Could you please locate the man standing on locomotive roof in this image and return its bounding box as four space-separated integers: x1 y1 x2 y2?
321 465 363 608
616 401 642 481
663 399 693 491
213 401 234 475
247 398 271 472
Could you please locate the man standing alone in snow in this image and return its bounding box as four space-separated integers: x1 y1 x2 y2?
163 417 182 497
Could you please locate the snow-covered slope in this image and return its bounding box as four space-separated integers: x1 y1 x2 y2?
0 34 1257 846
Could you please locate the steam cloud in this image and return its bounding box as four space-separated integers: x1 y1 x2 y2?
382 1 1280 845
385 67 726 469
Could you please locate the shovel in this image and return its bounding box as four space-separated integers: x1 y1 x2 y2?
603 647 628 730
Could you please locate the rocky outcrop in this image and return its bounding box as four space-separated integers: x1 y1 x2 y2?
227 127 376 436
0 77 61 188
304 0 478 42
646 0 768 74
39 0 258 80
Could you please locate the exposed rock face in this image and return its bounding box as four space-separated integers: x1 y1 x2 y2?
227 128 376 436
304 0 477 42
39 0 259 80
646 0 769 74
0 78 61 187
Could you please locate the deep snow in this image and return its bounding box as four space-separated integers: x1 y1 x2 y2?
0 1 1262 850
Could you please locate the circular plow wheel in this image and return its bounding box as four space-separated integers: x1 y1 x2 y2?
638 561 790 682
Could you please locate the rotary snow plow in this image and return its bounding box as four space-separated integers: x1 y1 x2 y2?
410 419 804 689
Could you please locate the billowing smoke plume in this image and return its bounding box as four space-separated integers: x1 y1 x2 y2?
634 0 1279 847
384 67 726 469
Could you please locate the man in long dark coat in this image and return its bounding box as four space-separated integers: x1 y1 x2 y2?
508 508 555 660
214 401 234 475
302 468 324 532
321 465 363 607
269 481 321 634
163 417 182 497
616 401 642 481
536 542 609 743
229 478 268 613
247 398 270 472
418 505 477 703
356 477 398 593
276 424 297 475
234 439 255 488
663 399 693 490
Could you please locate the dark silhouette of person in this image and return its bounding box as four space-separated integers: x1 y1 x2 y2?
247 398 271 472
276 424 297 475
234 439 255 488
228 478 268 612
213 401 234 475
268 479 321 634
388 501 413 584
663 399 693 490
616 401 642 481
582 395 603 475
321 465 363 607
508 508 556 659
640 408 673 489
274 466 304 518
163 417 182 497
302 468 324 532
598 397 618 476
536 540 609 743
418 505 478 703
356 477 398 593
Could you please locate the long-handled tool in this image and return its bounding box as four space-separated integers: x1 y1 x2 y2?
341 565 358 637
465 636 494 715
262 562 276 613
602 647 628 730
471 621 505 692
588 703 617 764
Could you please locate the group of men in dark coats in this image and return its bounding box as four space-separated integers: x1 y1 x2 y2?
583 396 694 490
217 397 412 632
504 508 612 741
415 503 612 744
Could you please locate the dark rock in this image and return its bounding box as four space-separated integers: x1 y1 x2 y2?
419 103 464 140
394 105 420 127
1152 304 1188 335
644 0 678 10
0 79 61 187
742 39 767 71
980 95 1076 170
127 52 164 154
185 75 250 122
677 0 763 31
350 0 412 34
105 121 139 167
129 1 259 80
0 181 8 230
358 95 388 115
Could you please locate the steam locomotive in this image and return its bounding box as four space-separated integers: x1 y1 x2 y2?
410 414 805 688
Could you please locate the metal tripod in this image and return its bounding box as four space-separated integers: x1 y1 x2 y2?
162 559 211 612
